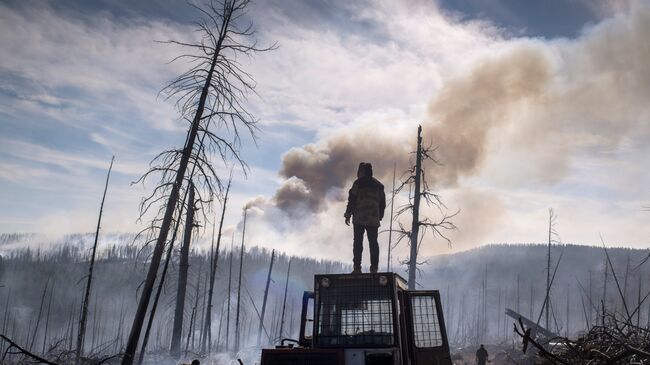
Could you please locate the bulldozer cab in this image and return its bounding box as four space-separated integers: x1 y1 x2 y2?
263 272 451 365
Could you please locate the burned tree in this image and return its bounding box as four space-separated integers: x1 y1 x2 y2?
542 209 560 331
170 183 196 358
234 209 247 354
121 1 275 364
257 249 275 346
75 156 114 365
395 125 457 290
200 174 231 354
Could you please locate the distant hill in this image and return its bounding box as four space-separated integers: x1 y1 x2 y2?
417 243 650 345
0 234 648 351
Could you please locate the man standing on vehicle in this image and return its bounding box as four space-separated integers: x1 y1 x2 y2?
344 162 386 274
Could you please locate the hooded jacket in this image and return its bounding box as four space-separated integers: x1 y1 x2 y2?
344 176 386 227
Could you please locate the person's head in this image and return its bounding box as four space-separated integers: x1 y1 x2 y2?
357 162 368 178
364 163 373 177
191 360 200 365
480 344 484 348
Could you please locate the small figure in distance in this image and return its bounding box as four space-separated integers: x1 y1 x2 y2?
344 162 386 274
476 344 489 365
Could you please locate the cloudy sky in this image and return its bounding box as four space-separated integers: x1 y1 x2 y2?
0 0 648 264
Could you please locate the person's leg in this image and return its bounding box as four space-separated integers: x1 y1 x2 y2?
367 225 379 272
353 224 365 272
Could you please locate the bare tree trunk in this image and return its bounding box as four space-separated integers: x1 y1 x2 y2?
516 273 520 314
186 271 202 354
387 163 395 272
121 7 229 361
602 254 608 325
530 280 534 319
289 298 295 339
76 156 113 364
546 209 552 331
566 284 570 337
1 289 10 356
216 301 225 352
234 209 247 354
257 249 275 346
623 254 630 314
588 270 593 327
30 277 50 351
42 281 54 354
198 270 208 350
408 126 422 290
278 259 292 340
115 300 125 354
136 212 182 365
171 183 196 358
580 292 590 331
638 272 642 327
201 177 231 354
67 298 77 350
226 236 234 352
269 301 279 343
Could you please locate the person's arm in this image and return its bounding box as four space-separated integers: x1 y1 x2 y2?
379 187 386 220
344 181 358 225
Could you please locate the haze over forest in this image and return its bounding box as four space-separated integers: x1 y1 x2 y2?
2 233 649 360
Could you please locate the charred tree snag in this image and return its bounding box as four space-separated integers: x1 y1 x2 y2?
234 209 247 354
170 183 196 358
257 249 275 346
278 259 292 340
201 174 231 354
407 127 423 290
136 202 184 365
394 126 457 290
386 164 396 272
75 155 114 365
121 1 274 363
226 235 235 352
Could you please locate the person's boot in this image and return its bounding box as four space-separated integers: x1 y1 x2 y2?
369 266 378 273
351 265 361 274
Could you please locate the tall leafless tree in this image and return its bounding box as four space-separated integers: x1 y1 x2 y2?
394 126 458 289
121 1 274 364
234 209 247 354
257 249 275 346
201 173 231 353
278 259 292 340
170 183 196 358
75 156 114 364
545 209 559 330
386 164 396 272
225 234 235 352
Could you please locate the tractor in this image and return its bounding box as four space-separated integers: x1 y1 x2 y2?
261 272 452 365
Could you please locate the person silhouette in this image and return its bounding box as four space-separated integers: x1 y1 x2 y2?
344 162 386 273
476 344 488 365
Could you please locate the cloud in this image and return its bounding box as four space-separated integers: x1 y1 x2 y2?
244 0 650 259
275 1 650 210
0 2 191 132
0 0 648 263
275 43 552 212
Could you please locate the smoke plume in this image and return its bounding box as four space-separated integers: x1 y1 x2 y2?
276 44 551 211
272 2 650 216
240 2 650 259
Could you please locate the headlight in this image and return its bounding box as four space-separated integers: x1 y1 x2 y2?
379 275 388 286
321 277 330 288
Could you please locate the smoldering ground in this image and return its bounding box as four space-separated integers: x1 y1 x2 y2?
243 1 650 259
